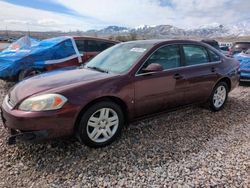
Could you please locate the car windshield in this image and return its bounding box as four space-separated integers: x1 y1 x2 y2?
85 43 153 73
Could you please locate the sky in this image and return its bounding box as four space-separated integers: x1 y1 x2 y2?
0 0 249 31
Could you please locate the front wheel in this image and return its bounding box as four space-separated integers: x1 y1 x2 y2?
209 82 229 111
76 101 124 148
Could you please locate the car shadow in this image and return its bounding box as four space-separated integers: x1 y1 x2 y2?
239 81 250 87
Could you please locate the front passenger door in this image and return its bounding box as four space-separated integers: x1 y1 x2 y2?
134 45 187 117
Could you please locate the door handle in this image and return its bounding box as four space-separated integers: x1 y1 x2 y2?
173 73 183 80
211 67 216 72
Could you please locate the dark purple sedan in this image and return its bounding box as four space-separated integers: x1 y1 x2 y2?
1 40 239 148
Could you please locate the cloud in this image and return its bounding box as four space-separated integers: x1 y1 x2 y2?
52 0 176 27
37 19 64 26
3 19 30 24
1 0 250 31
53 0 250 28
0 1 99 31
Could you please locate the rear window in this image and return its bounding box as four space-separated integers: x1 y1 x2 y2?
87 40 115 52
75 40 85 53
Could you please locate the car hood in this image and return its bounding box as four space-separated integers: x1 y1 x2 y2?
9 68 115 105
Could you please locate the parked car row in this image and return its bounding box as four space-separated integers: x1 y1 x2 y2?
229 42 250 55
1 39 240 147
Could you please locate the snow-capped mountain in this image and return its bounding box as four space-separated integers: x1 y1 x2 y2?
187 22 250 37
86 26 129 35
85 22 250 39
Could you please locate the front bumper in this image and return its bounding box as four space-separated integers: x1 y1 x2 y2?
1 96 80 144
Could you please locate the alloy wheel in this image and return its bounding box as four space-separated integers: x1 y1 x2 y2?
86 108 119 143
213 85 227 108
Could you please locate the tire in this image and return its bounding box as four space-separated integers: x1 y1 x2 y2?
76 101 124 148
18 69 43 81
209 81 229 111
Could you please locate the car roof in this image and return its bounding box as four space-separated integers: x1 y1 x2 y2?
123 39 208 46
72 36 118 43
201 39 218 42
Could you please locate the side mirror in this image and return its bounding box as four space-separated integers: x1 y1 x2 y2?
142 63 164 73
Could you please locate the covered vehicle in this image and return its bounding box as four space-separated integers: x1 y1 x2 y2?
234 48 250 81
0 36 117 81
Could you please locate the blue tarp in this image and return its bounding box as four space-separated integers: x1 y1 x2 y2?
234 52 250 78
0 36 79 79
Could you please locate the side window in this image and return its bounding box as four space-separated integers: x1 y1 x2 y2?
75 40 85 53
208 49 221 62
183 45 209 66
87 40 115 52
141 45 181 71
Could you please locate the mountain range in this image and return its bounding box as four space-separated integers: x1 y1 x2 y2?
85 22 250 39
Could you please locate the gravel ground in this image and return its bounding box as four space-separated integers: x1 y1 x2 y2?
0 80 249 187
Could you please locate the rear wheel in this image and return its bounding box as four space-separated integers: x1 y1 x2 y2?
18 69 43 81
76 101 124 148
209 82 229 111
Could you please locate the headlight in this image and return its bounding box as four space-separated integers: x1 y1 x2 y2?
18 94 67 112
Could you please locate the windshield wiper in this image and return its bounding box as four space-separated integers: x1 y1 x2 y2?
87 66 109 73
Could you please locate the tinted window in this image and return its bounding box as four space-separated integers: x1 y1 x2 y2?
183 45 209 66
208 49 220 62
75 40 85 53
142 45 181 71
87 40 115 52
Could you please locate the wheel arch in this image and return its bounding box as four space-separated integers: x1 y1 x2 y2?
215 77 232 91
74 96 129 131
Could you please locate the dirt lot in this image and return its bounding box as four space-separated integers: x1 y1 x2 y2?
0 81 249 187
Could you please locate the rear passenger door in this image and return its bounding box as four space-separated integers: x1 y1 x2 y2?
180 44 221 104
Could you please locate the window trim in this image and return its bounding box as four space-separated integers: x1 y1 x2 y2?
135 43 222 77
